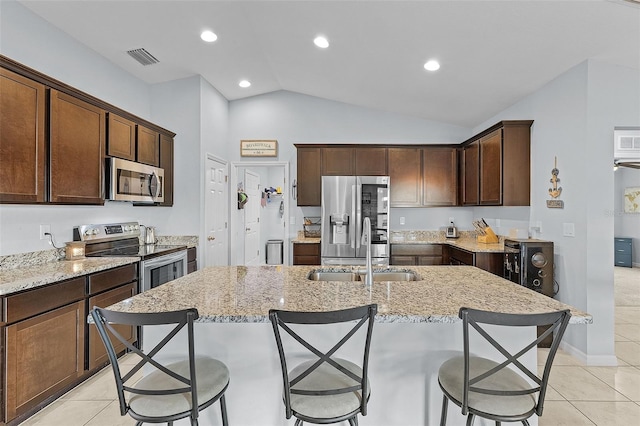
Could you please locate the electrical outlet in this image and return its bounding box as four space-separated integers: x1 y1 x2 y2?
399 217 405 225
290 216 296 225
448 217 454 224
536 221 542 233
39 224 51 240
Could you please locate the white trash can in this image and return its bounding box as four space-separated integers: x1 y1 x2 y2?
266 239 284 265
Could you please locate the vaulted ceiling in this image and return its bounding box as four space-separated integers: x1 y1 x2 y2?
19 0 640 127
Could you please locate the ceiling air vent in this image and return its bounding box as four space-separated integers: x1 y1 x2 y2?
126 48 159 66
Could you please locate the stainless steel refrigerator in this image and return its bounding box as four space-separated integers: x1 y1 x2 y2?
321 176 390 265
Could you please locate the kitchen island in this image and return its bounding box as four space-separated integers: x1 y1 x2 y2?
107 265 590 426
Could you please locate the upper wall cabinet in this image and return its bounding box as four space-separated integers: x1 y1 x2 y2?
107 113 136 161
355 147 387 176
158 134 174 206
137 125 160 167
462 120 533 206
1 55 176 206
296 146 322 206
50 89 105 204
0 67 46 203
388 146 458 207
321 147 355 176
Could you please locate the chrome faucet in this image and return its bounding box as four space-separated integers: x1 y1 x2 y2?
361 217 373 287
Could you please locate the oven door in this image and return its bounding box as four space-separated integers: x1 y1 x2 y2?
141 250 187 292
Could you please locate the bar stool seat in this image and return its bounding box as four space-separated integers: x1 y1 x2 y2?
288 358 370 420
129 358 229 420
439 356 536 418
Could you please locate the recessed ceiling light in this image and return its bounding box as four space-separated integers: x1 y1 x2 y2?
314 36 329 49
201 30 218 42
239 80 251 88
423 60 440 71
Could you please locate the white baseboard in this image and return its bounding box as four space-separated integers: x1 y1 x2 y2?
560 341 619 366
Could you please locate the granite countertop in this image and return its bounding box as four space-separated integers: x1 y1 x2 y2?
291 230 504 253
0 257 140 296
105 265 591 325
0 235 198 296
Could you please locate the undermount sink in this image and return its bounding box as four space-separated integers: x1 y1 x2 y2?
307 269 419 282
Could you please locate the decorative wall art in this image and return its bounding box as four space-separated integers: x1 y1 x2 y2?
547 156 564 209
240 140 278 157
624 187 640 213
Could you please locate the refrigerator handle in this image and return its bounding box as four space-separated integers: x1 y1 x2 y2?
351 184 357 249
355 180 362 249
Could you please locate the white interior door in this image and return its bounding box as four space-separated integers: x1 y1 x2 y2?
244 170 261 265
205 155 229 267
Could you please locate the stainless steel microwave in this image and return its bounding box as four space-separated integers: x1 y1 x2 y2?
107 157 164 203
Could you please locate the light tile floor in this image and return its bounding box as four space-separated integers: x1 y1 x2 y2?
19 267 640 425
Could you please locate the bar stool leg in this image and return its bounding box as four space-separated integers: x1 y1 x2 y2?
440 395 448 426
220 394 229 426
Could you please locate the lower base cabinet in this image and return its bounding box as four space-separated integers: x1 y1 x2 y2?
4 301 85 421
1 263 138 425
390 244 443 265
445 246 504 276
187 247 197 273
293 242 321 265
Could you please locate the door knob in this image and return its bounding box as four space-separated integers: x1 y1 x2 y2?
207 236 216 241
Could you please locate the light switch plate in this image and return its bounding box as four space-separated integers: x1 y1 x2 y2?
399 217 405 225
563 222 575 237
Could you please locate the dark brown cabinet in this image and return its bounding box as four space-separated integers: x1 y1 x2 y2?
390 244 443 265
87 263 138 371
461 121 532 206
355 147 387 176
462 141 479 205
322 147 355 176
445 246 504 276
0 67 46 203
187 247 197 273
296 146 322 206
107 112 136 161
2 56 176 207
423 147 458 206
293 243 321 265
49 89 105 204
388 147 422 207
159 134 174 206
1 263 138 424
137 124 160 166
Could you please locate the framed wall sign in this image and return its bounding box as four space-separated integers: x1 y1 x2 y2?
240 140 278 157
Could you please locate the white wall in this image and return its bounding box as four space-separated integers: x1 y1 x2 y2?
473 60 640 363
0 1 230 257
228 90 473 238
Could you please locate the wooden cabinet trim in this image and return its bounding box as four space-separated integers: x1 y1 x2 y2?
88 263 137 295
3 277 85 324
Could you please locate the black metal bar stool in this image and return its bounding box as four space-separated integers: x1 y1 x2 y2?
90 307 230 426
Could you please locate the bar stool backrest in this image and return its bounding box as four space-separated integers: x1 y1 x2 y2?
90 307 200 421
269 304 377 419
459 307 571 417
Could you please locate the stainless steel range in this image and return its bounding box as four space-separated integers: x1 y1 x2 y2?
74 222 187 292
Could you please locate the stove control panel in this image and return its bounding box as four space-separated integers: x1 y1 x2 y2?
73 222 141 242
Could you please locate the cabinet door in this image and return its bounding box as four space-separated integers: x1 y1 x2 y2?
423 147 458 206
296 147 322 206
0 68 46 203
88 283 137 370
479 129 502 205
390 256 417 266
321 147 355 176
106 113 135 161
4 301 85 422
50 90 105 204
293 243 321 265
462 141 479 205
355 147 387 176
388 148 422 207
137 125 160 166
159 134 174 206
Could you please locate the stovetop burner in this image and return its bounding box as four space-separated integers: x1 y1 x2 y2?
86 244 187 260
74 221 187 260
